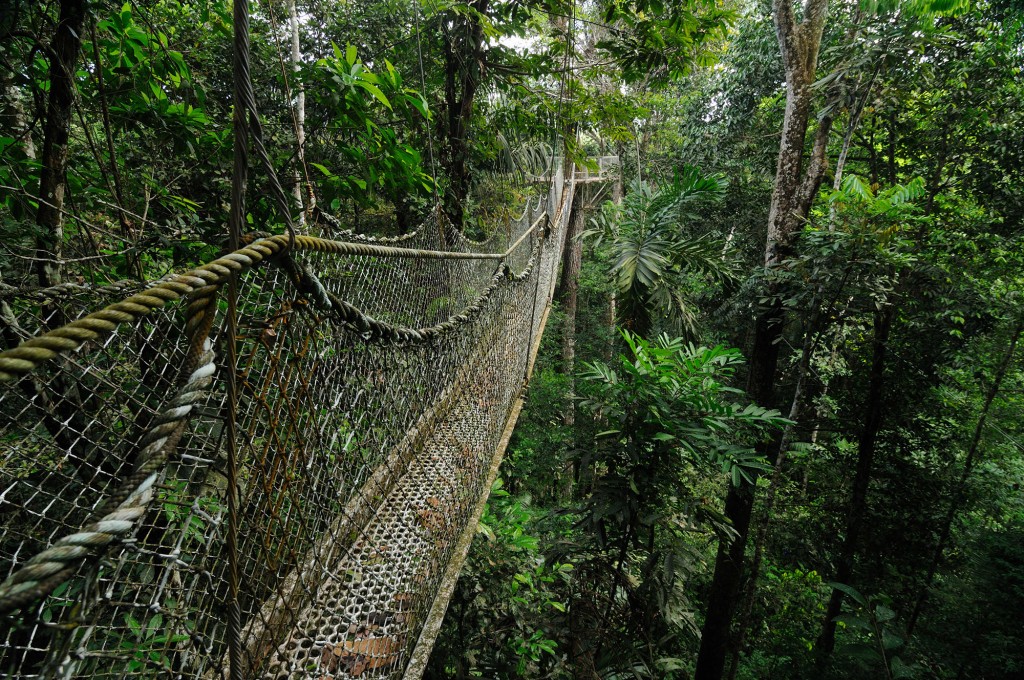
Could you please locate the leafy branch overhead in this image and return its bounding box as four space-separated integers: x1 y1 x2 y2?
308 44 435 206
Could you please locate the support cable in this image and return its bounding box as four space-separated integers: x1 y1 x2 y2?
226 0 248 676
233 0 297 248
413 0 441 207
260 0 311 224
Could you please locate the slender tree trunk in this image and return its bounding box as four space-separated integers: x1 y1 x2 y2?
886 108 897 186
605 158 623 359
816 304 895 661
832 65 878 196
287 0 306 225
614 140 625 203
697 307 783 680
904 318 1023 640
727 305 822 680
695 2 832 678
1 57 38 226
88 21 143 280
559 190 585 426
3 8 92 460
441 0 489 230
559 190 585 497
0 72 35 339
1 74 37 162
35 0 87 288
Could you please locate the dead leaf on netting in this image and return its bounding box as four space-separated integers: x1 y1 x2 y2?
320 636 401 676
320 643 344 673
348 636 402 676
417 508 448 534
393 592 413 611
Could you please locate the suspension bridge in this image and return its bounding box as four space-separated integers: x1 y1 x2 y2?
0 157 617 678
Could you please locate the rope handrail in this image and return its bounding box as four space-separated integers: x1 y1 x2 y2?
0 217 546 384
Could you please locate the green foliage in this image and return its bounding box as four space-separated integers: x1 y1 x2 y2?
830 585 918 680
597 0 735 85
501 366 575 502
3 0 1023 678
735 565 828 680
94 3 209 141
431 479 572 678
586 167 733 336
859 0 970 15
308 44 434 208
580 332 787 489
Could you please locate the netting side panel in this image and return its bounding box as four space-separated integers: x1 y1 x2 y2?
255 252 539 680
0 289 230 678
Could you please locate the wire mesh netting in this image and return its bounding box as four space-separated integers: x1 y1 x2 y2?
0 167 572 678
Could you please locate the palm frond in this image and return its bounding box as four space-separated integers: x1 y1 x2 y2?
601 166 730 336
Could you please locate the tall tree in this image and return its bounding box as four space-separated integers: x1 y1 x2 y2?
34 0 87 287
905 316 1023 640
440 0 491 229
695 1 831 677
816 303 895 659
287 0 307 224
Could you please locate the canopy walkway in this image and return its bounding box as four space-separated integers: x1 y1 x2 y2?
0 162 604 678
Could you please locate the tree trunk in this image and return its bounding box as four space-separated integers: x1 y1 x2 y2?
605 158 623 359
1 74 37 163
441 0 489 230
696 307 782 680
904 318 1023 640
558 189 585 497
287 0 306 225
1 55 38 227
816 303 895 661
559 190 585 426
35 0 87 288
695 2 831 678
726 304 823 680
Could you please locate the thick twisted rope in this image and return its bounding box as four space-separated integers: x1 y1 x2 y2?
324 233 544 343
0 237 290 383
0 279 141 301
0 225 549 382
313 207 420 244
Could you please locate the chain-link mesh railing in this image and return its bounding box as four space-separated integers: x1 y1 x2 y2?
0 166 572 679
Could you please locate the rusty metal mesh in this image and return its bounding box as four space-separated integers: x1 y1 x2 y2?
0 169 571 679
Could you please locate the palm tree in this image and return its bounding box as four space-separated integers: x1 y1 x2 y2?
587 166 734 337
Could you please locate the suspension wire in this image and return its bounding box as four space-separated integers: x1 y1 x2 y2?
226 0 249 677
549 0 573 181
230 0 297 249
413 0 441 207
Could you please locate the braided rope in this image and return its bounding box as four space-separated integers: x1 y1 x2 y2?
0 279 142 301
313 207 421 244
0 225 549 383
323 233 544 344
0 342 217 614
0 237 288 383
